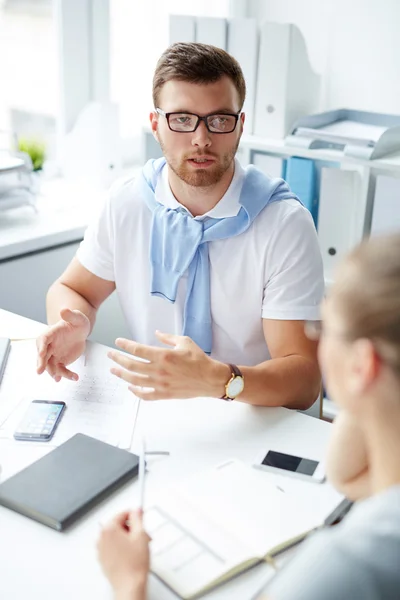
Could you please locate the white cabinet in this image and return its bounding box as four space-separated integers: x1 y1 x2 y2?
0 241 131 348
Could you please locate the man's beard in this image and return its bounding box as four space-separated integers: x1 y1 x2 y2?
158 137 240 188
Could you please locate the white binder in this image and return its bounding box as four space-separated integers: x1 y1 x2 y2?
317 168 361 281
60 101 122 188
195 17 227 49
251 152 285 179
370 175 400 236
227 17 258 134
254 21 320 139
169 15 196 44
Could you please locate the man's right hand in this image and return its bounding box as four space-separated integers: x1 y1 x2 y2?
36 308 91 382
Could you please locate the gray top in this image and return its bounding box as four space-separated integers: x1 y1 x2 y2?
266 486 400 600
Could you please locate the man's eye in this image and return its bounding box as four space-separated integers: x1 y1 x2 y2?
209 116 228 128
170 115 193 125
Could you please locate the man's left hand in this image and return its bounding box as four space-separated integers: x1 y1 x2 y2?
108 331 229 400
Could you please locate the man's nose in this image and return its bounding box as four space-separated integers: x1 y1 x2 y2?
191 119 212 147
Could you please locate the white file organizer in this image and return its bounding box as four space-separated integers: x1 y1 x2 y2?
195 16 227 48
254 21 320 140
371 175 400 236
169 15 196 44
317 167 362 281
227 17 258 135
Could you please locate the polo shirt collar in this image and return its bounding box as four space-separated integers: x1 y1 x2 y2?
154 158 245 220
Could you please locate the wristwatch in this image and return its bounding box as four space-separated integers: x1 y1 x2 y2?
221 364 244 401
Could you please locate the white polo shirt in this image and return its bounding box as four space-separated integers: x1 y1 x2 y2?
77 159 324 366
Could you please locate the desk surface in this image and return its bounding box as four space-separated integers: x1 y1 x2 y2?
0 310 340 600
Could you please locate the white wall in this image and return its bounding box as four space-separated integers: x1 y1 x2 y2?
248 0 400 115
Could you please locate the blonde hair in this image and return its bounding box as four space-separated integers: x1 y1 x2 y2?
333 233 400 375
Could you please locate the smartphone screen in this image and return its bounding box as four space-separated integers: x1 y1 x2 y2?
262 450 319 476
14 400 66 441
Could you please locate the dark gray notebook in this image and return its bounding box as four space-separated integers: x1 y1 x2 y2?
0 433 139 530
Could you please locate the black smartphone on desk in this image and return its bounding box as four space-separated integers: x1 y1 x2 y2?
13 400 66 441
254 449 325 483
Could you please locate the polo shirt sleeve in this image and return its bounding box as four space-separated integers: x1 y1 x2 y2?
262 204 324 321
76 190 116 282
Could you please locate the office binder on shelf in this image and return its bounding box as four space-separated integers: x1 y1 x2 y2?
227 17 258 134
286 109 400 160
254 21 320 140
251 151 286 179
317 168 361 281
60 101 122 188
370 175 400 236
195 17 227 49
169 15 196 44
285 157 317 224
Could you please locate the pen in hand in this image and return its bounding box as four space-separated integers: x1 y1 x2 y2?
138 437 146 512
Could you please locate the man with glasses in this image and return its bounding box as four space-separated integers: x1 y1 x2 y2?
37 42 323 410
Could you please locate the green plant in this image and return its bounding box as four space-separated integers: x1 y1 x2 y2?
17 137 46 171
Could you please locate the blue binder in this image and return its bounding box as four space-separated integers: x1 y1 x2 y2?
285 157 317 225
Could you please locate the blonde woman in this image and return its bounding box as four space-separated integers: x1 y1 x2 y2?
98 233 400 600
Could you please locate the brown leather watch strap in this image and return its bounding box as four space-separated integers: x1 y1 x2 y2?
229 364 242 378
221 364 244 400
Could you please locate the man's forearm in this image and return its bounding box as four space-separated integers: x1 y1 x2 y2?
46 281 97 331
209 355 321 410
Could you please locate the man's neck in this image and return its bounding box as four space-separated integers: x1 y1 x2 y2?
167 163 235 217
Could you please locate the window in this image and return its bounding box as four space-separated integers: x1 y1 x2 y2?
0 0 58 156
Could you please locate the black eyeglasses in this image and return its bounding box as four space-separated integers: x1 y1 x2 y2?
155 108 241 134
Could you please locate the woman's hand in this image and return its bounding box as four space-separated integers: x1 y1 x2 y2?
326 411 371 500
97 509 150 600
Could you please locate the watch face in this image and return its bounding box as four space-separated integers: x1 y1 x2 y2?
227 376 244 398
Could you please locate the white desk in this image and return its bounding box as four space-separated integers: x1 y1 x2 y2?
0 309 341 600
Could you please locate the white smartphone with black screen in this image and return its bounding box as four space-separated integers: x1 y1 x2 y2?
254 449 325 483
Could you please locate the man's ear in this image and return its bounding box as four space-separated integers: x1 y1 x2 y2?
347 338 381 396
239 112 245 134
149 111 159 142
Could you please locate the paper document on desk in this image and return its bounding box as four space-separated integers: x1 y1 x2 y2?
0 341 140 449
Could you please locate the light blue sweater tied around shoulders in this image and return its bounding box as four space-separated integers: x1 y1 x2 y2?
139 157 301 354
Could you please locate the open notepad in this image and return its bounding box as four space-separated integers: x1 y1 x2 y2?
144 460 323 600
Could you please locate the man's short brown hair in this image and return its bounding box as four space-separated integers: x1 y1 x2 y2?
152 42 246 109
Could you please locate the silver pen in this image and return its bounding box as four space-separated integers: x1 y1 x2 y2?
138 437 146 511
